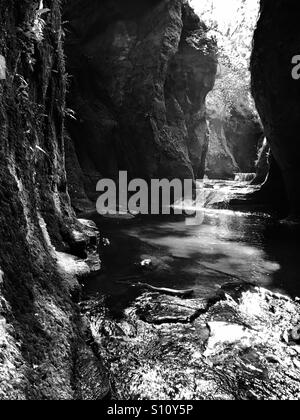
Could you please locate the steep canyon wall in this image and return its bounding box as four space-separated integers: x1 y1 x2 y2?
205 95 263 180
0 0 107 399
251 0 300 216
64 0 218 209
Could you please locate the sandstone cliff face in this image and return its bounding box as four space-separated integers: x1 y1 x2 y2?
64 0 217 207
0 0 107 399
251 0 300 217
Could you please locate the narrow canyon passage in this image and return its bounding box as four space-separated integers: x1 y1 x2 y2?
1 0 300 401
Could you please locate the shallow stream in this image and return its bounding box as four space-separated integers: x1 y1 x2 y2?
81 180 300 399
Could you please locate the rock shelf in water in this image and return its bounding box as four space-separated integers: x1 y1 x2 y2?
82 284 300 400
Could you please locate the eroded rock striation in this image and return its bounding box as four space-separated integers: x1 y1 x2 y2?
64 0 217 208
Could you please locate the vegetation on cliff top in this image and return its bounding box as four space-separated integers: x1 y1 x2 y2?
190 0 260 114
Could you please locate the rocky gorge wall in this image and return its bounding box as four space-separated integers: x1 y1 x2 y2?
1 0 300 401
0 0 219 400
251 0 300 217
205 94 263 180
64 0 218 210
0 0 108 399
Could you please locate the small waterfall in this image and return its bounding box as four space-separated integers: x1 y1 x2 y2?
195 180 232 209
174 179 261 216
234 173 256 182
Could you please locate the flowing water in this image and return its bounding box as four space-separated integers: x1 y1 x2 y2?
85 179 300 309
82 179 300 399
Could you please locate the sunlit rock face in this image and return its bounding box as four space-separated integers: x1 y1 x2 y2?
83 284 300 400
205 95 239 180
251 0 300 217
252 138 270 185
206 95 263 180
64 0 217 207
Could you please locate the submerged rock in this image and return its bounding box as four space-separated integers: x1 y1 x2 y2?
83 284 300 400
135 294 203 324
135 283 194 299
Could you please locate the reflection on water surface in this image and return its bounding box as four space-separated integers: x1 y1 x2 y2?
85 180 300 316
